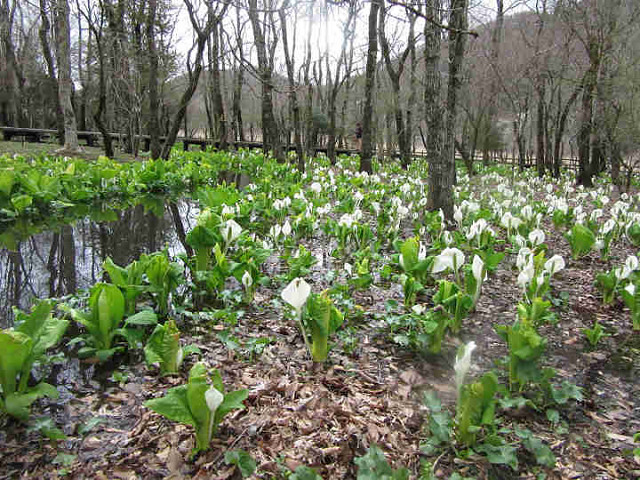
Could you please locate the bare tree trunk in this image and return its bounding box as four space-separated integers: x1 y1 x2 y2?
279 2 304 170
360 0 380 174
483 0 503 166
55 0 80 152
379 0 412 169
577 54 598 187
210 19 227 149
39 0 65 144
160 0 221 160
147 0 161 159
536 85 546 177
425 0 445 211
0 0 25 126
248 0 282 161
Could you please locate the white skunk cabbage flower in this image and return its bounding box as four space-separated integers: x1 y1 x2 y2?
310 182 322 193
472 255 485 282
282 220 292 237
625 255 639 272
281 278 311 314
454 341 477 396
242 270 253 289
625 283 636 296
412 304 426 315
344 263 353 276
221 219 242 244
516 247 533 270
517 262 535 289
544 255 565 276
432 248 465 274
205 387 224 440
528 229 545 246
453 206 463 224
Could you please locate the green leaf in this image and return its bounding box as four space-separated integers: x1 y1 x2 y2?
214 388 248 425
28 417 67 440
546 409 560 424
0 330 32 396
523 435 555 467
124 310 158 326
550 381 583 405
77 416 105 436
476 442 518 470
144 385 195 426
224 449 256 478
11 194 32 213
0 169 15 196
355 444 409 480
144 320 182 374
5 382 59 421
291 465 324 480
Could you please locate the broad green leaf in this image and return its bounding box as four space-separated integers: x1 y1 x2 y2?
291 466 324 480
0 330 32 395
214 388 248 425
476 442 518 470
124 310 158 326
144 385 195 426
224 449 256 478
11 194 32 213
0 170 15 196
354 444 409 480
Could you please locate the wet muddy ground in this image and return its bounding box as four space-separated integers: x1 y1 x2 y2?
0 194 639 479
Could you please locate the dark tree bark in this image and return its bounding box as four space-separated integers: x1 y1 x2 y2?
378 0 413 169
146 0 161 159
208 18 227 149
425 0 444 211
248 0 282 161
0 0 25 126
279 1 304 170
160 0 222 160
39 0 65 144
483 0 503 166
359 0 380 174
81 2 114 157
55 0 80 152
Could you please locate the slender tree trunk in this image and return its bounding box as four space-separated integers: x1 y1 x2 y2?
279 3 304 170
147 0 161 159
483 0 503 166
360 0 380 174
160 0 220 160
248 0 281 160
439 0 469 219
55 0 80 152
577 43 599 187
425 0 445 212
210 20 227 149
39 0 65 144
536 84 546 178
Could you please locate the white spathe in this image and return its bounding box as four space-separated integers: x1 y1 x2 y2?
221 219 242 244
205 387 224 414
472 255 485 282
544 255 565 276
454 341 477 395
528 229 545 246
242 270 253 289
281 277 311 312
432 248 465 274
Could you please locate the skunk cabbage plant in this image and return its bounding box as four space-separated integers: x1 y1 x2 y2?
144 319 199 375
67 283 157 361
144 363 248 453
0 301 68 420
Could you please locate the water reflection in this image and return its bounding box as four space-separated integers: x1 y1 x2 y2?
0 200 198 328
